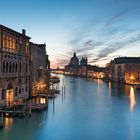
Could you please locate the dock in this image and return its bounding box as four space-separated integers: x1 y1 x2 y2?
0 110 27 117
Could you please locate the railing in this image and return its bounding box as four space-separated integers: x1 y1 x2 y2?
2 48 17 53
0 73 18 78
0 73 30 78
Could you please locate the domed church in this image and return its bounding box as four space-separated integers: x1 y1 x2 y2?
69 52 79 67
65 52 88 76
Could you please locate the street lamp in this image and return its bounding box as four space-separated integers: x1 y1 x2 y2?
131 76 134 84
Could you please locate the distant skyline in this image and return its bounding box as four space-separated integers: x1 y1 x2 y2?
1 0 140 68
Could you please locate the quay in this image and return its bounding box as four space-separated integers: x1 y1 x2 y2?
0 110 27 117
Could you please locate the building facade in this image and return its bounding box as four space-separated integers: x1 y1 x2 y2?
106 57 140 84
0 25 30 107
30 42 50 96
87 65 105 79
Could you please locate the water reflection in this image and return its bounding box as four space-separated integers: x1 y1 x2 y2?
4 117 13 130
109 82 112 97
129 86 136 112
97 79 100 94
107 82 137 112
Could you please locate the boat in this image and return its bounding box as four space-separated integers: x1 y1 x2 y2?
47 94 55 99
0 114 3 128
49 89 60 94
54 90 61 94
50 76 60 83
134 84 140 89
31 103 47 111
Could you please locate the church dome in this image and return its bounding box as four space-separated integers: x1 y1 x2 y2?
69 52 79 66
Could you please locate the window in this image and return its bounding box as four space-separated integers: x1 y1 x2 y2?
19 62 21 72
19 79 21 84
1 89 5 100
15 87 18 96
26 87 27 92
3 62 5 73
19 88 21 94
26 63 28 72
6 62 8 73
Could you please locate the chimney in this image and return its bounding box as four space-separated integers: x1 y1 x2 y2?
22 29 26 35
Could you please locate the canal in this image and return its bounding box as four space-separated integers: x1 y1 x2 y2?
0 75 140 140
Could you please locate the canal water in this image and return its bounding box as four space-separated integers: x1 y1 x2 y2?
0 75 140 140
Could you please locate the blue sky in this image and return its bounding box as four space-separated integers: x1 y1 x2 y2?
1 0 140 68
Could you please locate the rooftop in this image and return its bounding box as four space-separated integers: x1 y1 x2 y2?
0 24 31 39
114 57 140 64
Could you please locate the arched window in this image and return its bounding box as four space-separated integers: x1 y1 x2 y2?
9 62 12 73
15 63 17 73
19 62 21 73
26 63 28 72
6 62 8 73
12 62 14 73
3 61 5 73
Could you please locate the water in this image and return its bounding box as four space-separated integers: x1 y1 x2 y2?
1 75 140 140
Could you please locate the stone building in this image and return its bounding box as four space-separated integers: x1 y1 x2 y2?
87 65 105 79
106 57 140 84
65 52 88 76
0 25 30 107
30 42 50 96
65 52 79 76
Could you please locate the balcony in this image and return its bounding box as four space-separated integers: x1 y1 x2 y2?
0 73 18 78
2 48 17 53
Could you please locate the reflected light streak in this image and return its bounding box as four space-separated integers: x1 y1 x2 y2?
5 117 13 130
109 82 112 97
97 79 100 94
129 86 136 112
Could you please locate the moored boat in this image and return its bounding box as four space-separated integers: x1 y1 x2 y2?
134 84 140 89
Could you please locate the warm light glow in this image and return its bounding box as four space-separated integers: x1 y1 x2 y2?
40 98 46 104
6 89 14 106
131 76 134 80
5 117 13 130
129 86 136 112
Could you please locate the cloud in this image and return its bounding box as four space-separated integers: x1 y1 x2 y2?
73 40 103 54
105 9 130 27
91 32 140 63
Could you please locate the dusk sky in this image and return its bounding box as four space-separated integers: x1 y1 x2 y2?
1 0 140 68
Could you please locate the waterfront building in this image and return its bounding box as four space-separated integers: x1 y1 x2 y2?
0 25 30 107
78 57 87 76
106 57 140 84
87 65 105 79
30 42 50 96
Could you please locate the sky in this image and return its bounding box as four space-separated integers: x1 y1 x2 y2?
0 0 140 68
